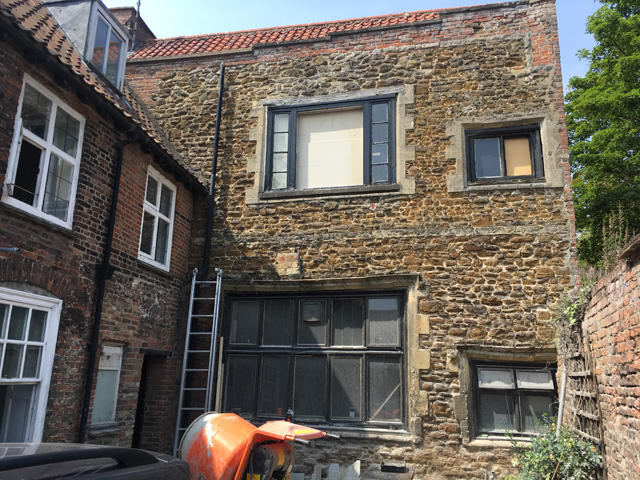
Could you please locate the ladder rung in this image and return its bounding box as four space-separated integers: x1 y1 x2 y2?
186 349 211 354
196 281 218 284
185 368 209 372
180 407 207 411
194 297 217 301
191 314 214 318
188 332 212 336
183 388 207 391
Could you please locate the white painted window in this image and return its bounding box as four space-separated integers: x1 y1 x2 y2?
138 168 176 271
87 8 128 89
0 288 62 442
2 77 85 229
91 345 123 425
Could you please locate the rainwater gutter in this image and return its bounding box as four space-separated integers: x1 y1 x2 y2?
78 133 138 443
199 63 225 280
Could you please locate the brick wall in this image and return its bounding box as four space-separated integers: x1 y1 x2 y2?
581 238 640 479
0 31 197 453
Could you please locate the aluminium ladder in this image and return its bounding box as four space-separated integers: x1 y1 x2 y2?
173 267 223 456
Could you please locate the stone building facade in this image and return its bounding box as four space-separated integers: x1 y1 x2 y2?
0 0 205 452
125 0 576 477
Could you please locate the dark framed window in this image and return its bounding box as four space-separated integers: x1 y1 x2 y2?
466 125 543 182
223 293 404 427
472 363 557 437
265 97 396 191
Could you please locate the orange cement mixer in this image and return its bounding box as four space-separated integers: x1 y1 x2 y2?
178 413 336 480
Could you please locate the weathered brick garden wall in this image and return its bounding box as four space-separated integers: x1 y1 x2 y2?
581 238 640 479
0 30 197 452
127 0 575 477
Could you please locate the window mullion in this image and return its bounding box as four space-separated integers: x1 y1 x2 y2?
287 111 296 189
363 102 372 185
101 22 111 74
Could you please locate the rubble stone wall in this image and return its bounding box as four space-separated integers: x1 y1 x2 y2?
127 0 575 477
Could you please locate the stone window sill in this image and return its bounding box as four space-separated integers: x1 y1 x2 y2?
88 422 119 437
258 184 402 202
468 437 531 449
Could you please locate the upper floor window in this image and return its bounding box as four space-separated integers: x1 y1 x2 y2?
88 11 128 89
265 97 396 191
138 168 176 271
466 125 543 182
2 78 85 229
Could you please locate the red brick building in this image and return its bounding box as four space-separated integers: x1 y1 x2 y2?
0 0 205 452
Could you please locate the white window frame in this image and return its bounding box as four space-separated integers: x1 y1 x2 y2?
91 345 123 426
2 76 85 229
0 287 62 443
85 4 129 90
138 167 176 272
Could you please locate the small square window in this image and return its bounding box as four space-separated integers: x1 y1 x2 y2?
466 126 543 182
473 363 557 437
265 97 396 191
138 168 176 271
2 79 85 228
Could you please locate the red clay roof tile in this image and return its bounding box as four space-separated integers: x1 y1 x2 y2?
130 9 440 60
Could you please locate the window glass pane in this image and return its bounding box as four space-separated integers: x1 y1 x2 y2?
332 298 363 346
368 356 401 421
371 144 388 165
0 304 7 338
154 219 170 264
474 137 501 178
13 140 43 206
298 300 326 345
230 301 260 345
139 212 155 255
274 114 289 133
297 108 363 189
0 385 35 441
263 299 294 346
372 123 388 144
294 357 326 420
43 154 73 220
371 165 389 184
516 370 554 390
146 176 158 205
258 356 289 415
273 132 288 153
504 137 532 176
521 394 555 433
2 344 23 378
331 357 361 421
271 173 287 190
272 153 288 173
372 103 388 123
159 185 173 217
28 310 47 342
224 355 257 415
478 393 514 432
92 369 119 423
91 17 109 71
53 108 80 156
23 346 42 378
8 307 28 340
21 84 52 139
478 368 515 389
105 30 124 85
368 298 399 346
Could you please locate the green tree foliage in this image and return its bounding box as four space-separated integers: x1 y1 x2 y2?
565 0 640 265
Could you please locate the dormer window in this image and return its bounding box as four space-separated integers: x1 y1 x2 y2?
88 10 128 89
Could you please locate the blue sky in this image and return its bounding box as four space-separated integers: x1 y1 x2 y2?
103 0 602 91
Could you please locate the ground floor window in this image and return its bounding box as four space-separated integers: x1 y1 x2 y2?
222 292 404 427
473 362 557 437
0 287 61 442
